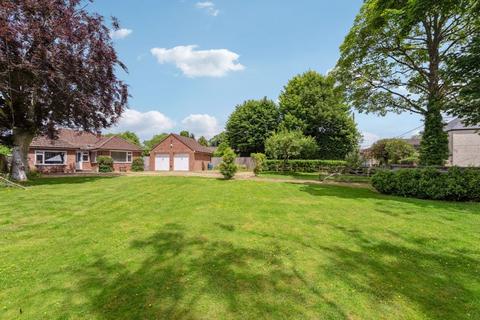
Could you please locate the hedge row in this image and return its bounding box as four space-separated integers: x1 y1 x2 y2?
372 167 480 201
264 160 347 173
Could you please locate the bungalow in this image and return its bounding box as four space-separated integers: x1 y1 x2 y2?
149 133 214 171
29 128 142 173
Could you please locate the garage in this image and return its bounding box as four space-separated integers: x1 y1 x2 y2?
174 153 189 171
149 133 213 172
155 154 170 171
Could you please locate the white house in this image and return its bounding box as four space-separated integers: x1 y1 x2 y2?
446 118 480 167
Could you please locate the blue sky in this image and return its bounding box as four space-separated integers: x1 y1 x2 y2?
91 0 423 146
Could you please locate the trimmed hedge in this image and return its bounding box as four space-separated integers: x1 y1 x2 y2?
372 167 480 201
265 160 347 173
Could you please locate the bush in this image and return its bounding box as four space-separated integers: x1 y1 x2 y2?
264 159 347 173
131 157 144 172
345 148 363 169
372 167 480 201
27 167 42 179
219 147 237 179
251 153 267 176
97 156 114 173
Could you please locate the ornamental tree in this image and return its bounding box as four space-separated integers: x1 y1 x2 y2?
279 71 359 160
265 130 318 166
0 0 128 180
225 98 280 156
336 0 479 165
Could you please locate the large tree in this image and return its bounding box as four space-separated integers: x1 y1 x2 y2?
336 0 479 165
279 71 359 160
0 0 128 180
447 4 480 126
225 98 280 156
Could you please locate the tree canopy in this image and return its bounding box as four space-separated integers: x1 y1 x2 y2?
370 139 416 165
279 71 359 159
225 98 280 156
265 130 318 162
143 133 168 155
105 131 141 146
0 0 128 180
197 136 208 146
336 0 479 165
179 131 195 139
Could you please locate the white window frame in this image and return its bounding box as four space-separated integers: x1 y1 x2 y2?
82 151 89 162
91 151 97 163
109 150 133 164
34 150 67 165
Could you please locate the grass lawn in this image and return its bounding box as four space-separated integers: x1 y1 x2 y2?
1 176 479 319
260 171 372 183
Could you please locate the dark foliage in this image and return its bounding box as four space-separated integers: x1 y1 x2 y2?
372 167 480 201
265 160 347 173
97 156 113 173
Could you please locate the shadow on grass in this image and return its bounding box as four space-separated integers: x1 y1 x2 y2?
317 225 480 320
74 223 348 319
25 175 119 186
297 183 480 214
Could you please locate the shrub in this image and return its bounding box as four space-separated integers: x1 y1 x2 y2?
97 156 113 173
131 157 144 172
251 153 267 176
219 147 237 179
27 167 42 180
264 159 347 173
372 167 480 201
345 148 363 169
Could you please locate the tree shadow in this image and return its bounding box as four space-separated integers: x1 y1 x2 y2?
25 175 119 186
297 183 480 214
317 228 480 319
73 223 348 319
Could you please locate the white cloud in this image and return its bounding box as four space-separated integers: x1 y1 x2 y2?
361 132 381 148
108 109 175 140
110 28 133 40
181 114 221 139
195 1 220 16
151 45 245 78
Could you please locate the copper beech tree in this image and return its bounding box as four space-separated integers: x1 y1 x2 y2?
0 0 128 180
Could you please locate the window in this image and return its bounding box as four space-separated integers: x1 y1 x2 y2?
35 151 66 165
91 151 97 163
111 151 132 163
82 152 89 162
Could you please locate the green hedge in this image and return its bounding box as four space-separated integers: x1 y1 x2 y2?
372 167 480 201
131 158 144 172
97 156 113 173
265 160 347 173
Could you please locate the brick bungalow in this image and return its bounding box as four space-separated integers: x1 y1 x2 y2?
149 133 214 171
29 128 142 173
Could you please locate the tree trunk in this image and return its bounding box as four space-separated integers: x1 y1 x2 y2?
419 103 449 166
10 129 34 181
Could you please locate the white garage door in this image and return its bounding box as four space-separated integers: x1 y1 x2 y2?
155 154 170 171
174 154 189 171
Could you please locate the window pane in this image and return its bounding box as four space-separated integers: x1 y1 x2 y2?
127 152 132 162
111 151 127 162
36 153 43 164
92 152 97 163
44 152 65 164
82 152 89 161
